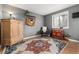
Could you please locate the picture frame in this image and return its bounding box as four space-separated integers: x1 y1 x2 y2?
25 15 36 26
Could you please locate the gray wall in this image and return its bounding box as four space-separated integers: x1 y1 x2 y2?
44 15 52 32
0 4 44 37
44 4 79 40
24 12 44 37
0 5 2 19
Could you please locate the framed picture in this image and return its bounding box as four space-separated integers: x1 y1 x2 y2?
25 16 36 26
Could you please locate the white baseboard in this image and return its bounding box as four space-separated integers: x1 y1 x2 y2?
65 37 79 42
23 35 41 40
68 39 79 42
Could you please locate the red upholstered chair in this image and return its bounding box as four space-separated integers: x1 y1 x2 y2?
52 28 64 40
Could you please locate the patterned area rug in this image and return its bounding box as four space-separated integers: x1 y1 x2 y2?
10 37 67 54
53 39 67 53
25 40 51 54
11 37 58 54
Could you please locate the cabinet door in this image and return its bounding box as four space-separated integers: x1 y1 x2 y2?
1 20 11 45
11 20 19 45
18 21 23 41
0 21 1 44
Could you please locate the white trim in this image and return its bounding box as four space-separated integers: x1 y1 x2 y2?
65 37 79 42
53 11 69 17
52 11 69 29
23 35 41 40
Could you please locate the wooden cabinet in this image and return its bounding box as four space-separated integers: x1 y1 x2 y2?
1 19 23 46
0 21 1 45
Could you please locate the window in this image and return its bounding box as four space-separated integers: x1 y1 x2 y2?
52 11 69 29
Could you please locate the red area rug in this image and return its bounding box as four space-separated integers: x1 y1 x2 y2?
25 40 51 54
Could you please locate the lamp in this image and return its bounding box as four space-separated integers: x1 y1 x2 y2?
8 11 13 19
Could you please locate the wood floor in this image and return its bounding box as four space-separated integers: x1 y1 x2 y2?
61 41 79 54
0 47 4 54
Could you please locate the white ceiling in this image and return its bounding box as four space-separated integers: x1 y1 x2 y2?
10 4 75 15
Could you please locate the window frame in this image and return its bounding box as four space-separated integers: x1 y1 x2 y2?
52 11 69 29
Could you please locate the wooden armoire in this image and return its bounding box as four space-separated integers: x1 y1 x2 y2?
1 19 23 46
0 21 1 45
